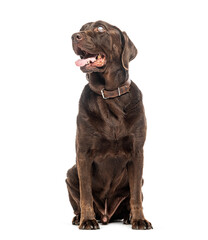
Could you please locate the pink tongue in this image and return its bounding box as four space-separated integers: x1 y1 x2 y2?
75 57 96 67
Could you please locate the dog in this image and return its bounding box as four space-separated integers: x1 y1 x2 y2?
66 20 152 230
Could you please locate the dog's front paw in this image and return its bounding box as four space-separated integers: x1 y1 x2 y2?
79 219 100 230
132 219 153 230
123 214 131 224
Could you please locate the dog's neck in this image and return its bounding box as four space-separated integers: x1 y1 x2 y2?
87 65 129 93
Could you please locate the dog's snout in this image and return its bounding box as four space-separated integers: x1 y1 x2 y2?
72 32 83 42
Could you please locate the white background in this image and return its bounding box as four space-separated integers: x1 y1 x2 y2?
0 0 208 239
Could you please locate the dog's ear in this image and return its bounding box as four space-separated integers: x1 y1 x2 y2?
121 32 137 70
80 22 93 31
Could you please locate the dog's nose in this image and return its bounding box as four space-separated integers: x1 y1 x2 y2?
72 33 83 42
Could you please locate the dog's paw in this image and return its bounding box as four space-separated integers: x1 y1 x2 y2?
132 219 153 230
72 214 80 225
123 215 131 225
79 219 100 230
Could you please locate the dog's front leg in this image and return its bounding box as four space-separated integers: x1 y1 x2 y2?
77 153 99 230
128 149 153 230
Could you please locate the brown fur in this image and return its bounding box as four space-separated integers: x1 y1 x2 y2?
66 20 152 230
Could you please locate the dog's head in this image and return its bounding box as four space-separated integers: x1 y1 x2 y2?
72 20 137 73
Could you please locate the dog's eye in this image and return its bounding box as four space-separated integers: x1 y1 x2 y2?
98 26 104 32
95 26 105 33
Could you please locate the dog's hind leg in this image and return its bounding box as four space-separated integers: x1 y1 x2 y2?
66 165 80 225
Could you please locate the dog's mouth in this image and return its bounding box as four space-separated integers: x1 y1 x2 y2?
74 47 106 70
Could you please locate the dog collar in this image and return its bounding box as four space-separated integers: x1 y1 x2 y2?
100 78 131 99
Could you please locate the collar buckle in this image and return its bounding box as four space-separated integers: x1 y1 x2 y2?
118 87 121 96
101 88 108 99
100 79 131 100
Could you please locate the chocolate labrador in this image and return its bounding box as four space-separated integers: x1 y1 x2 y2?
66 20 152 230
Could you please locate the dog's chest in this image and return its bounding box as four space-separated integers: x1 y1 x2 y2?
104 123 127 141
93 98 131 140
91 134 134 161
